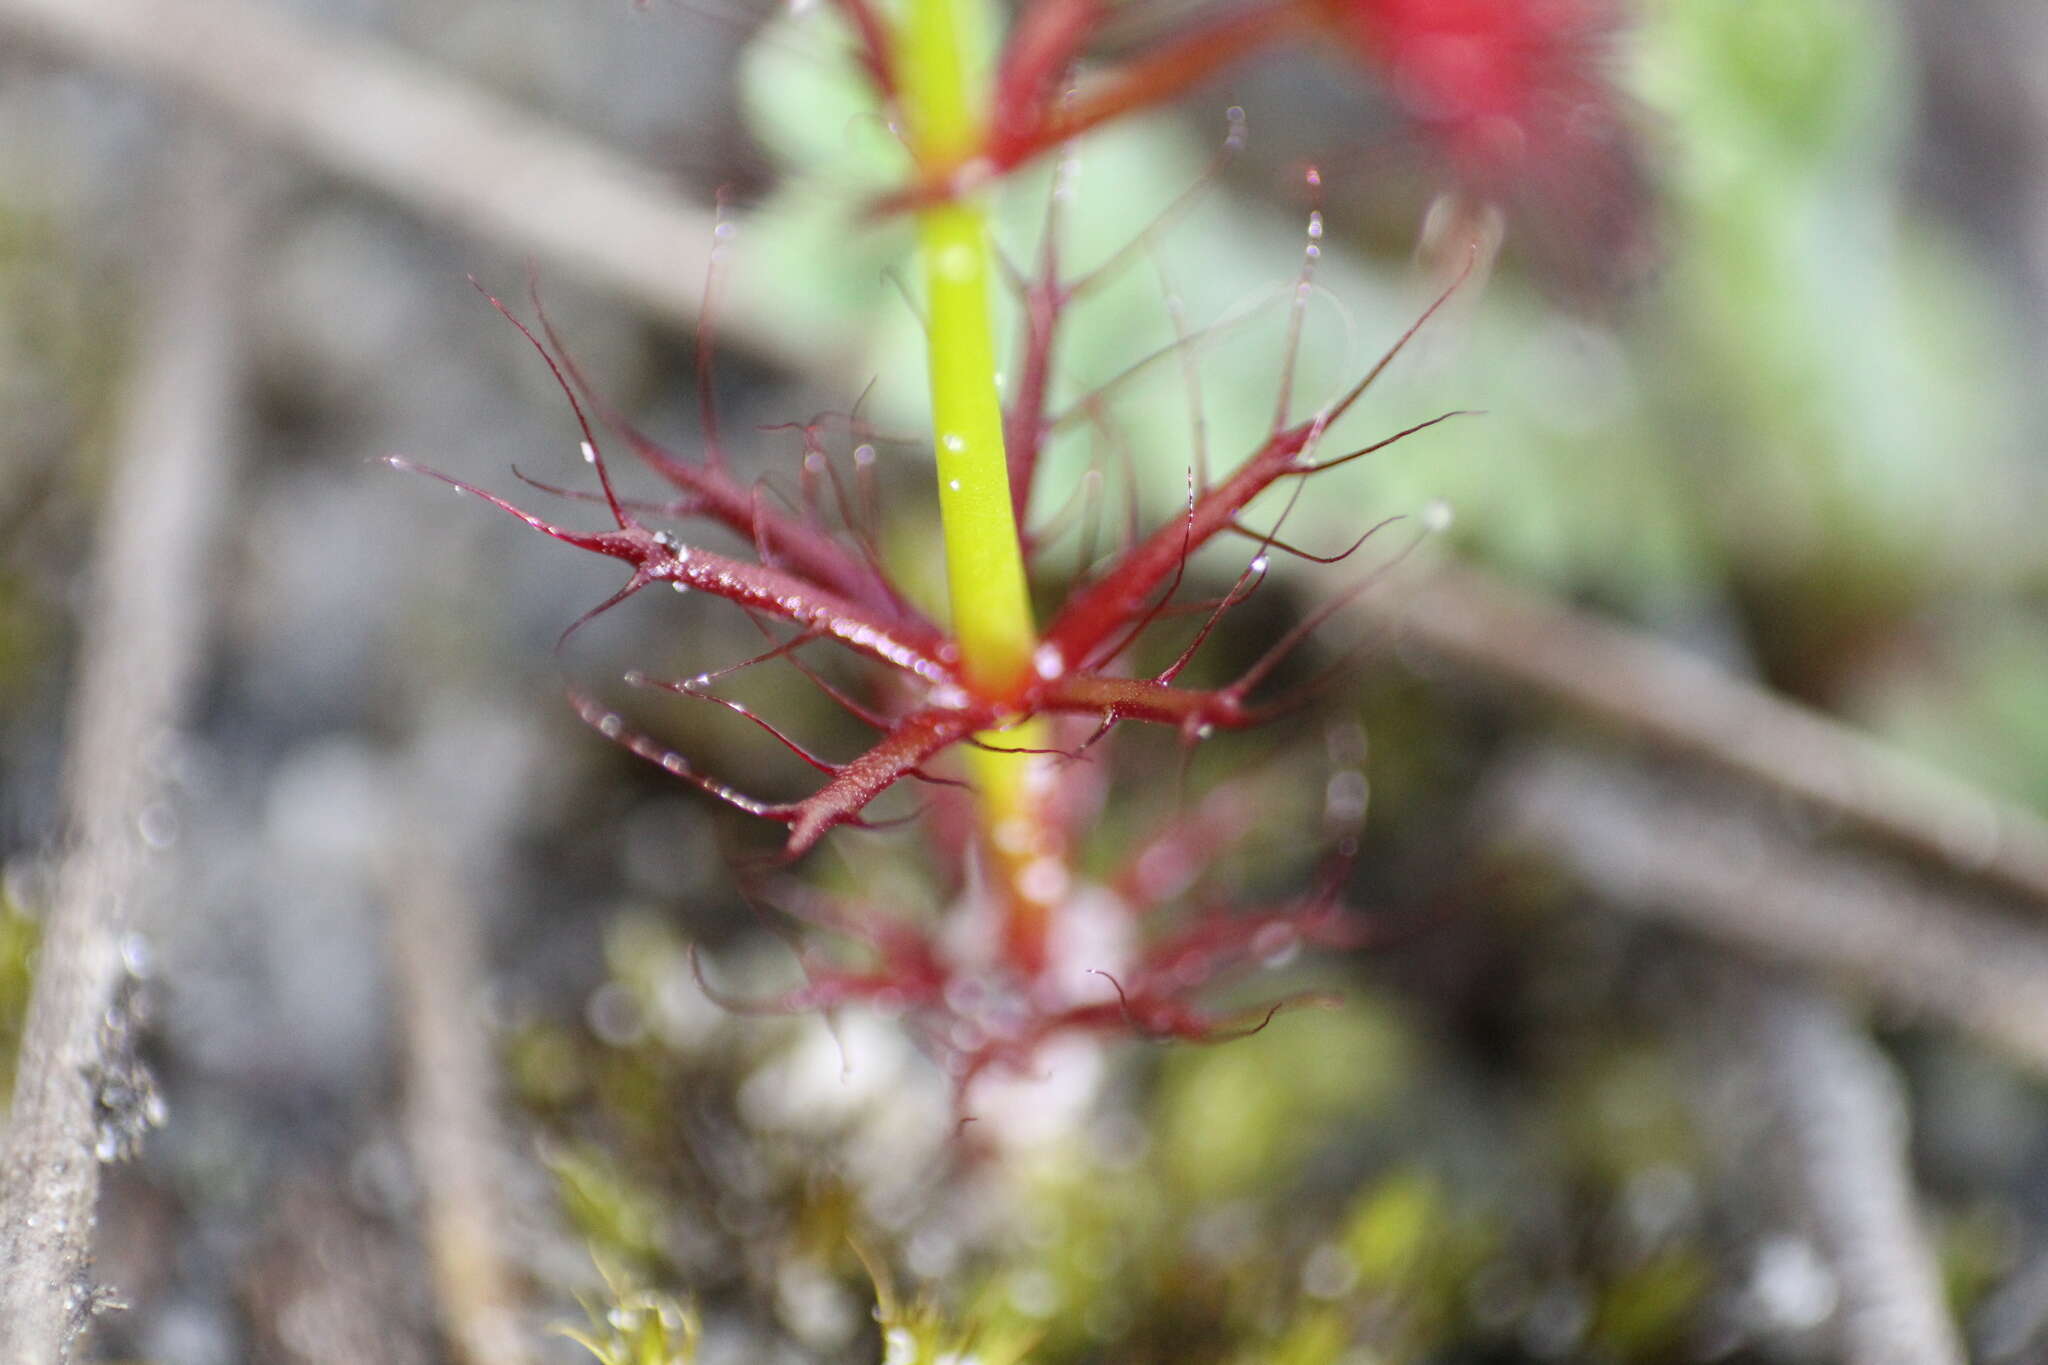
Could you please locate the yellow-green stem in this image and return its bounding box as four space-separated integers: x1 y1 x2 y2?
899 0 1059 971
899 0 1034 696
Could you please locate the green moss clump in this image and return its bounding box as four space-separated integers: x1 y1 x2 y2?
0 881 39 1099
558 1258 701 1365
550 1144 674 1281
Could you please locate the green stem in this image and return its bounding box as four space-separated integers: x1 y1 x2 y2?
917 203 1038 696
899 0 1060 973
899 0 1035 699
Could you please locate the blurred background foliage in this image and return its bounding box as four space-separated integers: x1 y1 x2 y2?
3 0 2048 1360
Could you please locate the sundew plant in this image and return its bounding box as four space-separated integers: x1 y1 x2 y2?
405 0 1648 1330
406 0 1643 1098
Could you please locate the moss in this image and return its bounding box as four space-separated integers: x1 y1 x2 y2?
0 884 38 1099
549 1144 674 1280
1238 1309 1347 1365
1330 1168 1496 1356
1155 997 1410 1202
871 1250 1039 1365
1591 1249 1713 1358
557 1258 701 1365
506 1018 587 1111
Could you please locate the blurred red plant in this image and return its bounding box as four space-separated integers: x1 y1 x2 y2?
898 0 1650 283
394 257 1459 1097
401 0 1647 1106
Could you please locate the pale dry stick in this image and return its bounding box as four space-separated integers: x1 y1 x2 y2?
384 828 535 1365
1751 982 1965 1365
0 136 248 1359
0 0 843 379
1688 964 1964 1365
1486 748 2048 1074
1368 553 2048 907
242 1180 436 1365
1975 1243 2048 1361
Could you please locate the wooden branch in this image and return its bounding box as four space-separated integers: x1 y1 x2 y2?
1369 555 2048 908
384 821 535 1365
242 1179 436 1365
0 135 247 1360
1486 748 2048 1075
0 0 845 377
1976 1243 2048 1361
1691 965 1964 1365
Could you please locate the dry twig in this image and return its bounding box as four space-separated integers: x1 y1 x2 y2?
0 0 839 376
1486 747 2048 1074
0 135 248 1358
1499 752 1972 1358
1372 555 2048 907
384 808 535 1365
1975 1243 2048 1361
1686 964 1964 1365
241 1178 437 1365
